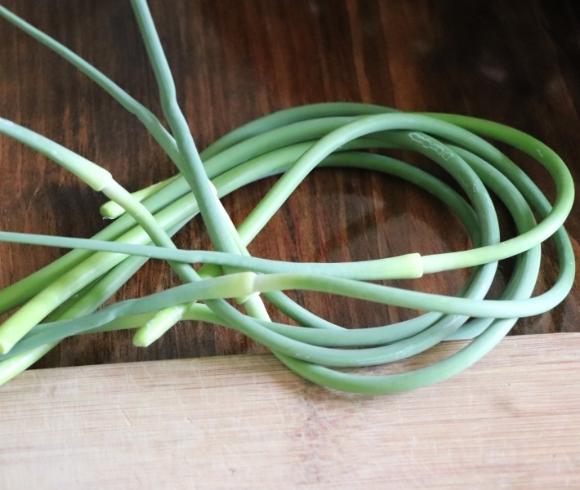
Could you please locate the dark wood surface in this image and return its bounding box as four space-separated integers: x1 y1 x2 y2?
0 0 578 368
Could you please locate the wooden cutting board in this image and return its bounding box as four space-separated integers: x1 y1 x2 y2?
1 332 579 489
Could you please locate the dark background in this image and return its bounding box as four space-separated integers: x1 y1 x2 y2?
0 0 578 368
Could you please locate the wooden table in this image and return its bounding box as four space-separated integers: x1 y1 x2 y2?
0 0 578 370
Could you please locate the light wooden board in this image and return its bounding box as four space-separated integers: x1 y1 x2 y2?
1 333 579 489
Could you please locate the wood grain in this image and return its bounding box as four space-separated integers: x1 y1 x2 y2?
0 0 578 368
0 333 579 489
